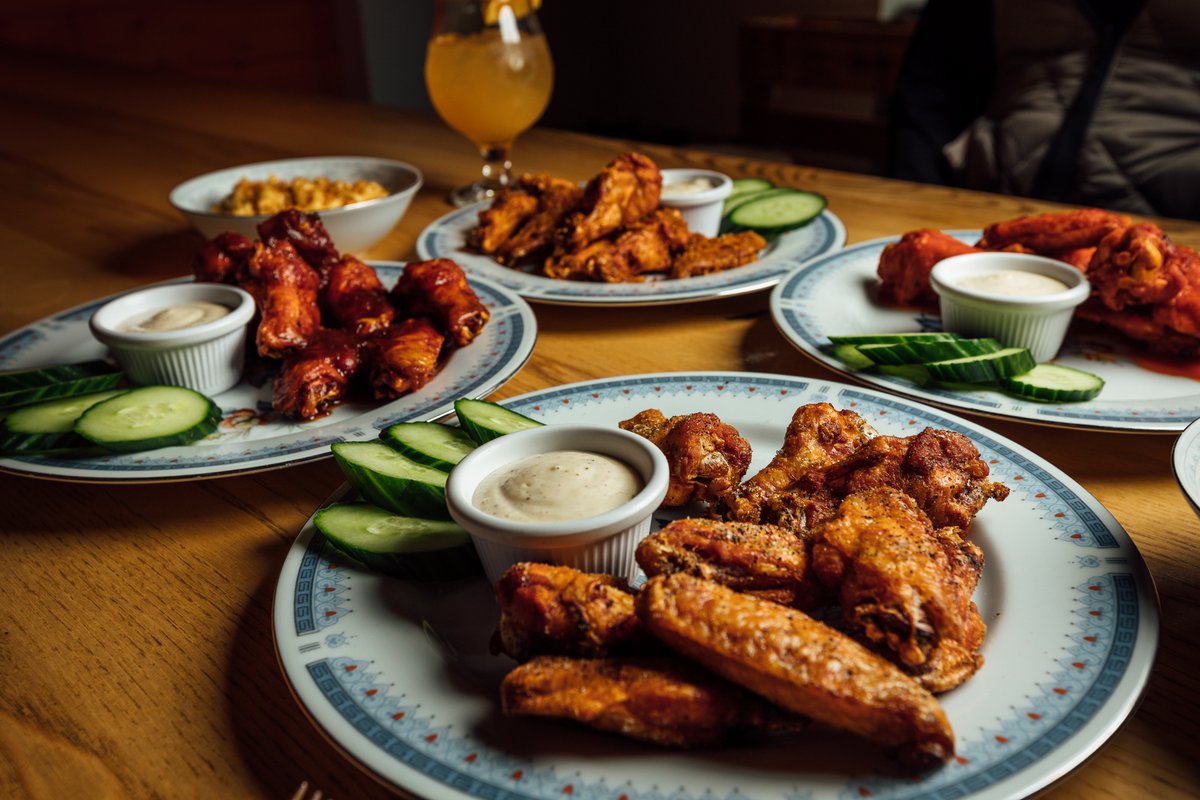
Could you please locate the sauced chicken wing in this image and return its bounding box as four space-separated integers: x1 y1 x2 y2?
637 573 955 768
320 255 394 334
975 208 1131 254
557 152 662 250
466 187 539 254
365 317 445 399
256 209 340 272
240 240 322 358
636 518 822 610
389 258 490 347
670 230 768 279
811 488 985 692
725 403 876 523
193 231 254 284
876 229 980 308
271 329 364 421
501 655 801 747
619 409 753 507
493 563 650 662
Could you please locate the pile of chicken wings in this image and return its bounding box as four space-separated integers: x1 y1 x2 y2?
466 152 768 282
193 210 489 420
491 403 1009 770
877 208 1200 357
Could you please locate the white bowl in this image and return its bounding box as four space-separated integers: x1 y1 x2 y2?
930 252 1090 362
445 424 669 585
89 283 256 396
168 156 423 254
658 168 733 237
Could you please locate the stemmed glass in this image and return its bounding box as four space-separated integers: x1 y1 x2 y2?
425 0 555 207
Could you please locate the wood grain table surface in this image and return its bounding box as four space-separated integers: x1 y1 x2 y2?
1 51 1198 800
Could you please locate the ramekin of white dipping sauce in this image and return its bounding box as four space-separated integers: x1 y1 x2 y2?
658 168 733 237
930 251 1090 362
445 424 669 585
89 282 256 395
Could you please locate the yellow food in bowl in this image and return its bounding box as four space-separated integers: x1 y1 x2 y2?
213 175 389 216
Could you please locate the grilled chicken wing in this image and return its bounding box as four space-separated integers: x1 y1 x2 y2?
493 563 650 662
619 409 753 507
271 328 363 421
501 655 803 747
811 488 985 692
320 255 395 334
876 229 980 308
240 240 322 358
557 152 662 250
637 573 955 768
389 258 489 347
670 231 768 279
636 518 822 610
365 317 444 398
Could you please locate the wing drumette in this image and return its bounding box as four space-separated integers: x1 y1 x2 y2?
271 328 364 421
320 255 394 334
619 409 752 507
389 258 489 347
365 317 445 399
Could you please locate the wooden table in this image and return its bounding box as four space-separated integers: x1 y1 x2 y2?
2 51 1198 799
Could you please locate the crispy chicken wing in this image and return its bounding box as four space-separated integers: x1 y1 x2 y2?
637 573 955 768
619 409 753 507
466 186 540 254
494 176 585 265
320 255 395 334
365 317 444 399
240 240 322 358
271 328 364 421
501 655 803 747
876 229 980 308
557 152 662 250
636 518 822 610
670 231 768 279
976 208 1131 254
389 258 490 347
811 488 985 692
544 208 691 282
493 563 650 662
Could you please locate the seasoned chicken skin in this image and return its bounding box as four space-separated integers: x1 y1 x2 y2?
670 230 768 279
557 152 662 250
501 655 801 747
389 258 489 347
494 176 585 265
619 409 753 507
636 573 955 768
467 187 539 254
544 208 691 282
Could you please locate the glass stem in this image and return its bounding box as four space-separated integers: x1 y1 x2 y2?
478 145 513 194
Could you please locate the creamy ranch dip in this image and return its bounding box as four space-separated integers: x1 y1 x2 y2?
473 450 643 523
661 177 717 198
956 270 1070 297
121 302 231 333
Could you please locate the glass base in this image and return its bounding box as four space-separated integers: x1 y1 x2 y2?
447 181 500 207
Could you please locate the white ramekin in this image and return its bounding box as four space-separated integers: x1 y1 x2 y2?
89 283 256 396
930 252 1090 362
658 168 734 237
445 424 669 585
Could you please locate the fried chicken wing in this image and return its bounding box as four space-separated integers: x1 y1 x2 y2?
557 152 662 250
637 573 954 768
493 563 650 662
192 231 254 284
466 186 540 254
494 177 585 265
811 488 985 692
256 208 340 272
876 229 980 308
636 518 822 610
976 208 1131 254
389 258 489 347
320 255 395 334
544 208 691 282
619 409 752 507
365 317 444 399
240 240 322 358
670 230 768 279
501 656 803 747
271 328 363 421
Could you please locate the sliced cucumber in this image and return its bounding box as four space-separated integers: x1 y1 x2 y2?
74 385 221 452
1 389 128 453
827 332 961 346
454 398 543 445
1001 364 1105 402
726 177 774 201
332 441 451 519
924 347 1037 384
877 363 933 386
382 421 478 471
857 338 1002 366
0 361 123 409
824 343 875 372
314 502 481 580
727 190 827 234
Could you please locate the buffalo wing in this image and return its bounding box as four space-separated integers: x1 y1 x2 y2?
240 240 322 358
365 318 445 399
876 229 980 308
390 258 489 348
320 255 395 334
271 329 364 421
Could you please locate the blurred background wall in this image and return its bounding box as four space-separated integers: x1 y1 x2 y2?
0 0 925 175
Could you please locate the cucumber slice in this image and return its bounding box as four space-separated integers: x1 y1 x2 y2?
827 332 961 346
382 421 478 471
924 347 1037 383
824 343 875 372
722 186 793 216
1 389 128 453
0 361 123 409
1000 364 1105 402
454 398 543 445
876 363 933 386
314 502 481 580
726 177 774 201
727 190 827 234
332 441 451 519
857 338 1002 366
74 386 221 452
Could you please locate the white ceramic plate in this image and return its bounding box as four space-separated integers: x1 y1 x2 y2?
770 233 1200 432
274 371 1158 800
0 266 536 482
416 202 846 305
1171 416 1200 515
